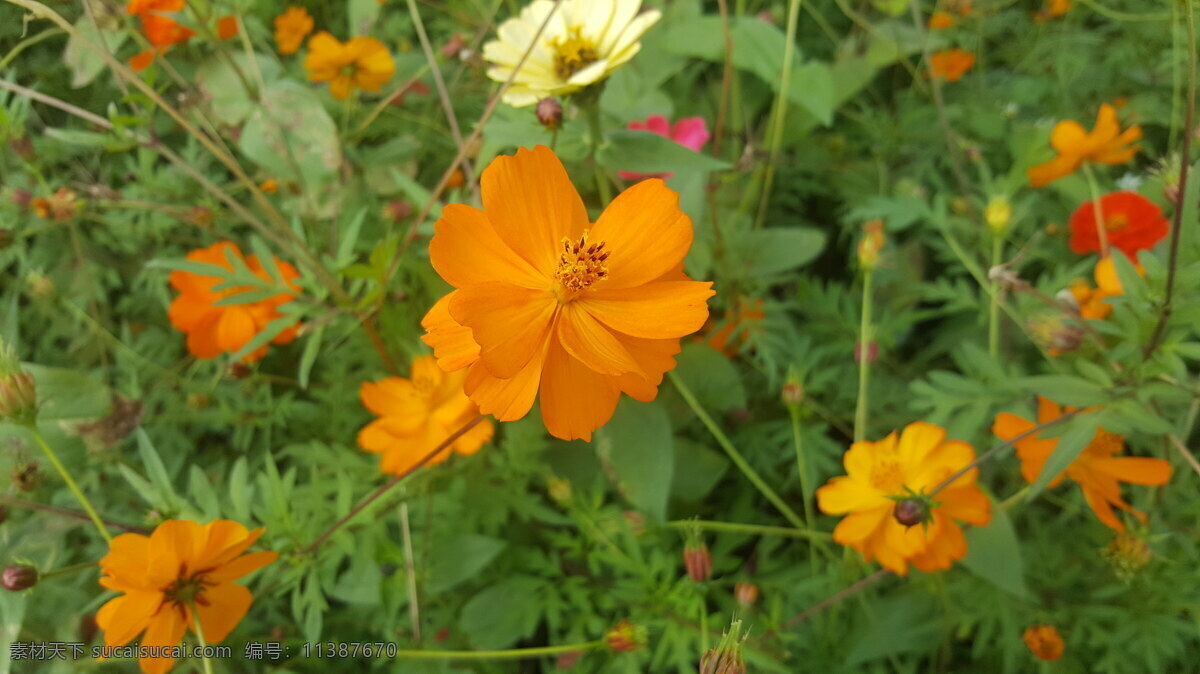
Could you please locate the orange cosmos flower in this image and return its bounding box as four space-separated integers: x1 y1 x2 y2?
928 11 955 29
274 6 313 55
1068 191 1168 257
702 297 765 357
929 49 975 82
992 397 1172 530
216 15 238 40
126 0 193 71
358 355 494 475
420 145 715 441
304 32 395 100
96 520 276 674
1022 625 1065 661
167 241 300 362
816 422 992 575
1027 104 1141 188
1067 255 1142 320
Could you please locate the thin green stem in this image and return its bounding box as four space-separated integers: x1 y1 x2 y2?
698 593 709 654
754 0 802 230
188 603 216 674
666 519 829 540
669 372 807 530
854 270 874 443
789 407 820 572
988 235 1003 357
1081 162 1110 257
0 27 64 71
586 104 612 204
27 428 111 543
39 561 97 581
1000 485 1030 510
394 641 604 660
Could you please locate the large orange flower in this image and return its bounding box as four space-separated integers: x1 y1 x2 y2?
1027 104 1141 187
126 0 193 71
816 422 992 575
992 397 1172 530
358 355 494 475
1067 255 1143 320
1068 191 1168 256
929 49 975 82
304 32 395 99
421 145 715 441
96 520 277 674
274 6 314 55
167 241 300 362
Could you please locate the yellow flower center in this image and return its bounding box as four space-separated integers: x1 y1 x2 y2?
1104 212 1129 232
554 230 610 299
412 374 438 398
869 459 907 494
552 29 599 80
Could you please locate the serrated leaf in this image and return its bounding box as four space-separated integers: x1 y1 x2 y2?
145 258 231 278
228 314 301 362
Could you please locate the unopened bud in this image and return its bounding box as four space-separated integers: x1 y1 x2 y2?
605 619 646 652
985 196 1012 235
537 98 564 131
893 498 928 528
734 581 758 607
26 271 54 298
2 565 37 591
781 381 804 407
441 34 467 59
1027 313 1084 355
228 362 251 379
383 200 413 222
1164 182 1180 208
259 178 279 194
547 476 572 506
0 341 37 426
699 619 747 674
856 220 885 271
683 545 712 582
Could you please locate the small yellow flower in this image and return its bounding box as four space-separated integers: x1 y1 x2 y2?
984 196 1012 235
483 0 661 106
304 32 395 100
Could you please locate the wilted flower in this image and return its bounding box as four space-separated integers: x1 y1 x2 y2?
1027 104 1141 188
420 146 714 441
274 6 314 55
305 32 396 99
857 220 885 270
816 422 991 575
682 531 712 582
31 188 80 221
993 397 1172 530
482 0 662 106
699 619 747 674
357 355 494 475
1104 530 1152 582
1022 625 1064 661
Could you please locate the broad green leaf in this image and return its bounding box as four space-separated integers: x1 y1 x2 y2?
426 535 508 594
1028 412 1100 498
672 343 747 412
594 400 675 522
846 594 940 665
789 62 835 125
459 576 545 649
64 8 128 89
962 499 1029 598
239 80 341 189
1018 375 1109 407
728 227 827 277
348 0 381 34
670 438 730 501
597 130 729 174
194 52 280 126
23 364 110 422
661 17 797 89
0 589 27 674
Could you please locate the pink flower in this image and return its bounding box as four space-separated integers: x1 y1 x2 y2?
618 114 711 181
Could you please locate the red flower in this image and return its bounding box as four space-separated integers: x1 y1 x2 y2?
1069 191 1168 257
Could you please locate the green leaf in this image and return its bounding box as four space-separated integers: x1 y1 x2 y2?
789 62 835 125
1017 375 1110 407
594 400 675 522
670 438 730 502
228 314 301 362
229 457 252 523
459 576 545 649
298 326 323 390
194 52 280 126
64 10 128 89
239 80 342 189
23 365 110 422
597 130 729 175
962 498 1029 598
188 466 222 520
348 0 382 34
1028 412 1100 498
136 429 180 509
661 17 797 90
145 258 231 279
0 586 27 674
426 535 508 594
728 227 827 277
672 343 747 412
846 594 940 665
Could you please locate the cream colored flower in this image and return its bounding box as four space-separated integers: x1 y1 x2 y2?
483 0 660 107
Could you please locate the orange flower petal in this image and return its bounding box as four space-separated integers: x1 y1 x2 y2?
205 551 278 585
816 476 889 514
96 590 160 647
479 145 589 275
191 583 252 643
429 204 547 289
463 339 549 421
537 341 621 441
1027 154 1080 188
579 280 715 339
557 303 644 376
138 605 187 674
588 179 694 289
449 283 557 378
936 485 992 526
831 506 888 545
421 292 481 372
1089 456 1172 485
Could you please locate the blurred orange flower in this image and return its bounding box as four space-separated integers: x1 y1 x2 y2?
216 15 238 40
1022 625 1064 661
31 188 79 221
702 298 765 357
1027 104 1141 187
126 0 193 71
929 49 974 82
1035 0 1071 22
358 355 494 475
274 6 313 55
1068 254 1142 320
304 32 395 99
992 397 1172 530
1068 191 1168 257
167 241 300 362
816 422 992 575
259 178 279 194
96 520 276 674
928 11 955 29
421 145 714 441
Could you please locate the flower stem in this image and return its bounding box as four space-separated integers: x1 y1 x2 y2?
393 641 604 660
854 270 874 443
586 104 612 204
669 372 807 530
1081 162 1110 257
698 592 709 654
789 407 821 571
666 519 829 540
39 561 97 581
188 603 216 674
988 234 1003 358
27 428 112 543
754 0 803 230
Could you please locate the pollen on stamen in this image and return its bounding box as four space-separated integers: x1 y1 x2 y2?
555 230 610 293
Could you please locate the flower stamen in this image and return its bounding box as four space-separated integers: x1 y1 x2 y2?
555 230 610 296
551 29 599 80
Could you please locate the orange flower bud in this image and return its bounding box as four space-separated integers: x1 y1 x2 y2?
683 544 712 582
733 581 759 607
605 619 646 652
1022 625 1064 661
